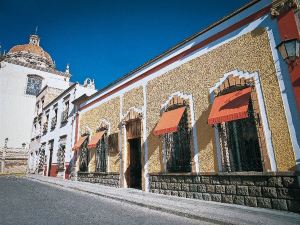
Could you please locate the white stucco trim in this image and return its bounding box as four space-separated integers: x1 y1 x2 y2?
119 94 124 187
161 91 200 173
121 107 143 122
209 70 277 172
266 28 300 171
143 84 150 191
97 118 111 135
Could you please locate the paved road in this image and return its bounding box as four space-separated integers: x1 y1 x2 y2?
0 176 210 225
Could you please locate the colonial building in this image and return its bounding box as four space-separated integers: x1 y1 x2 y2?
0 34 70 173
28 79 96 178
72 0 300 212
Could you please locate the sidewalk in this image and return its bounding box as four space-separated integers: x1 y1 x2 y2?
26 175 300 225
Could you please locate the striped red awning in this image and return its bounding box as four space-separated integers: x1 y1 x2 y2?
72 136 88 151
153 107 186 136
208 87 252 125
87 131 105 149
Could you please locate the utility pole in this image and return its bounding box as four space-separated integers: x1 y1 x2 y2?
1 138 8 173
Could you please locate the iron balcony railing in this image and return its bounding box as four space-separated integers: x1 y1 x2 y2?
51 117 57 130
61 110 68 124
42 121 48 134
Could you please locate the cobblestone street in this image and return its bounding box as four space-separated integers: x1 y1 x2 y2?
0 176 209 225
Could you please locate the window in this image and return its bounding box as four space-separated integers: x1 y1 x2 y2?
43 114 49 134
38 144 46 171
209 82 264 172
51 108 58 130
57 137 66 171
61 100 69 124
96 132 108 172
41 97 45 109
79 137 89 172
36 101 40 115
217 100 263 172
26 75 42 96
164 107 191 173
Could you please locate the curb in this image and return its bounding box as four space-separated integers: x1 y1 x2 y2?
26 176 235 225
0 173 25 176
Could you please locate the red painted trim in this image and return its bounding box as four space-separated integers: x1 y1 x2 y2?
64 163 70 180
49 164 58 177
80 5 271 111
74 114 79 144
278 10 300 40
277 9 300 112
290 63 300 112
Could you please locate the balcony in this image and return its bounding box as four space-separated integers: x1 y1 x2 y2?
61 110 68 124
51 117 57 130
43 122 48 134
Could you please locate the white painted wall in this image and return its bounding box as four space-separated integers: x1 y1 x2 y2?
31 84 96 175
0 61 69 149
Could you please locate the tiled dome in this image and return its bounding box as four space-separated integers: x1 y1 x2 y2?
7 35 55 69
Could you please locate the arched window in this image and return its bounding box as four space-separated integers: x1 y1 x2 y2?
154 96 192 173
208 76 266 172
26 75 43 96
96 131 108 172
79 137 89 172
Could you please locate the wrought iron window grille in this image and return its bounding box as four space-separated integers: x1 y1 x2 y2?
38 147 45 171
79 138 89 172
217 98 263 172
96 134 108 172
163 106 192 173
50 117 57 130
42 122 48 134
61 110 68 124
57 144 66 171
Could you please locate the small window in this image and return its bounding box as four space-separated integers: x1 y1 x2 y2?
41 97 45 109
26 75 43 96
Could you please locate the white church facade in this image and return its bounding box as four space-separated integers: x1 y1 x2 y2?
0 35 70 150
0 35 75 173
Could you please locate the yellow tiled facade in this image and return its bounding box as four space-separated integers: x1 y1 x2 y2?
77 28 296 188
79 97 120 173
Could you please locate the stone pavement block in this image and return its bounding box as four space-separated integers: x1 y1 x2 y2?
262 187 277 198
245 196 257 207
211 194 221 202
237 186 249 196
248 186 262 197
272 199 288 211
282 177 297 188
233 195 245 205
215 185 225 194
257 197 272 209
267 177 283 187
222 195 233 204
277 188 294 199
226 185 236 194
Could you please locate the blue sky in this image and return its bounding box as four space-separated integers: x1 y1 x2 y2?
0 0 250 89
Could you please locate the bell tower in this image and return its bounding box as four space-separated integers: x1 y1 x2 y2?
29 34 40 46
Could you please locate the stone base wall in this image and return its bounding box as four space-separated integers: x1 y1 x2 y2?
149 173 300 213
77 172 120 187
0 148 28 174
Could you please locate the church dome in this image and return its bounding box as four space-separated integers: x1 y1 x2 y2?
6 35 55 69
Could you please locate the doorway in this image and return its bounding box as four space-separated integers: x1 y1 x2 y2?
48 149 53 176
128 138 142 189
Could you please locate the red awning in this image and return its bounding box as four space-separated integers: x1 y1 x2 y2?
208 87 252 125
153 107 186 136
72 136 88 151
87 131 105 149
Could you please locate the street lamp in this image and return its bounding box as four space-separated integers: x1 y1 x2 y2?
277 38 300 64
